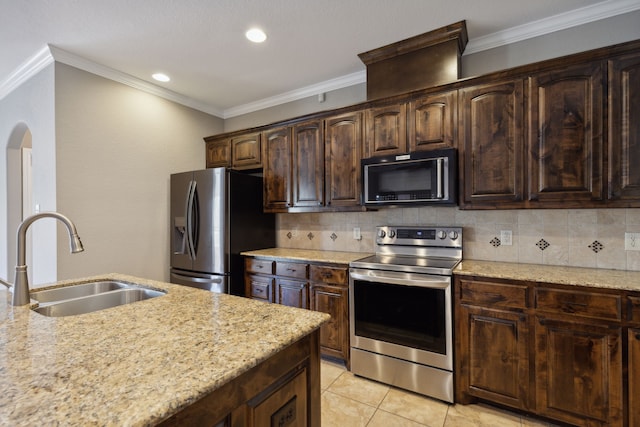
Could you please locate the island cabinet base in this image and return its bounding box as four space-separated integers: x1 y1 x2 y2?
158 330 321 427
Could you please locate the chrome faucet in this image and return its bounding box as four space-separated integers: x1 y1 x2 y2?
12 212 84 306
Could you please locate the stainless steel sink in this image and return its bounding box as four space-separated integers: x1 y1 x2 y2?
30 280 132 303
31 282 166 317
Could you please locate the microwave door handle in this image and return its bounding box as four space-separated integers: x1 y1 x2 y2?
436 158 443 199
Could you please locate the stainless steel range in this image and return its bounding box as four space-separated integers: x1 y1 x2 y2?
349 225 462 403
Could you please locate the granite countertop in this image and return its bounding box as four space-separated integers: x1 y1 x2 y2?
241 248 372 265
0 274 329 426
455 260 640 292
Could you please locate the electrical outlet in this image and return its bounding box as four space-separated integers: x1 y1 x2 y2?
500 230 513 246
625 232 640 251
353 227 361 240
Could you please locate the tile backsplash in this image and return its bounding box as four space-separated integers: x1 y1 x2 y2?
276 207 640 271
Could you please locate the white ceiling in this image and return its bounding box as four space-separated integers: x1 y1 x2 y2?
1 0 638 118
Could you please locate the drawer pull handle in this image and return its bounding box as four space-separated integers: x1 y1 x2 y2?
287 268 296 272
257 265 263 269
560 300 587 306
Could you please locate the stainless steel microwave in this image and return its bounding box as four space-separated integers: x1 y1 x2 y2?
361 148 457 207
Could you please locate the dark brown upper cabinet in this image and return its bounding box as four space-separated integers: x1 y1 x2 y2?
292 120 325 208
409 89 457 152
263 126 293 211
325 112 363 208
363 104 407 157
205 131 262 170
205 135 231 168
230 132 262 169
459 80 525 208
528 62 604 204
608 51 640 203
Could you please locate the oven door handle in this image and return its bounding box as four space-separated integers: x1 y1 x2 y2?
350 269 450 289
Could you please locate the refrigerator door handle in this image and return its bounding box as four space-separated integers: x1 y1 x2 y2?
171 271 224 284
185 180 197 260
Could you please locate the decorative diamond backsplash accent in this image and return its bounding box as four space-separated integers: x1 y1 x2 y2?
589 240 604 253
330 232 338 241
286 231 293 239
490 237 501 247
536 239 550 251
307 232 314 240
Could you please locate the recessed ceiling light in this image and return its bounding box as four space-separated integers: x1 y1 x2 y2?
152 73 170 82
246 28 267 43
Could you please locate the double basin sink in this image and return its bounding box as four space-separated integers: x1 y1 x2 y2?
30 280 166 317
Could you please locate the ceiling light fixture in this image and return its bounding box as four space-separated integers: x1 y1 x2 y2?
246 28 267 43
152 73 170 82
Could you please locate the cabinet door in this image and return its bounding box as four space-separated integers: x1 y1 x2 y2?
528 62 604 204
231 132 262 169
457 305 530 410
408 90 456 152
363 103 407 157
263 127 292 211
276 278 309 309
608 52 640 202
206 137 231 168
629 328 640 427
245 274 273 302
325 112 363 207
459 80 525 206
293 120 325 207
535 318 623 426
310 283 349 364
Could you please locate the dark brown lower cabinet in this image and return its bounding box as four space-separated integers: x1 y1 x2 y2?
628 328 640 427
457 306 530 410
310 282 349 368
245 257 350 366
535 318 623 426
455 276 631 427
159 332 320 427
276 278 309 309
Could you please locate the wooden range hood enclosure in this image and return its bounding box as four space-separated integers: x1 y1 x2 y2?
358 21 468 100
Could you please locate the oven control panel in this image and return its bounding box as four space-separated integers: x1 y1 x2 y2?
375 225 462 248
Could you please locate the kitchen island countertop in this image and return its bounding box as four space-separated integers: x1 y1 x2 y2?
0 273 329 426
454 260 640 291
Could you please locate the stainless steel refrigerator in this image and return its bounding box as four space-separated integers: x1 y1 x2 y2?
170 167 275 295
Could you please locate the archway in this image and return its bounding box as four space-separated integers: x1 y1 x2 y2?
6 123 33 283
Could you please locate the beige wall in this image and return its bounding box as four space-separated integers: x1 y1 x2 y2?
54 64 223 282
0 64 57 285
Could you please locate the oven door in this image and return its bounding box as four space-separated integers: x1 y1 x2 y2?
349 268 452 371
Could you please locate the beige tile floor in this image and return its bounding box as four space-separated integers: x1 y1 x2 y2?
320 359 561 427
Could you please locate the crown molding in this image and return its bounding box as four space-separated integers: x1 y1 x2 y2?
222 71 366 119
0 46 53 100
465 0 640 55
48 46 225 117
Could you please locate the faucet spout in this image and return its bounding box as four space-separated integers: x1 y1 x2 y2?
12 212 84 306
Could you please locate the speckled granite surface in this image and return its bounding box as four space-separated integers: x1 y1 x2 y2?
455 260 640 291
0 274 329 426
241 248 372 264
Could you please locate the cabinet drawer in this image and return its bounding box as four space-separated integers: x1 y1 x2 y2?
459 279 528 309
245 258 274 274
309 265 348 285
628 296 640 324
535 288 621 321
248 275 273 302
276 261 308 279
